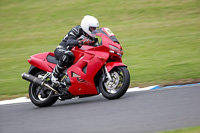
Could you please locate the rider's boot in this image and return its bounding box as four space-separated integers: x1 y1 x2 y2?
51 73 59 85
51 74 69 95
51 65 61 86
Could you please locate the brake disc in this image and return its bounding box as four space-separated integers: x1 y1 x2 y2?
104 71 120 91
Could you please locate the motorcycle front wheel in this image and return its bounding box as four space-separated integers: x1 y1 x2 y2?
99 66 130 100
29 71 58 107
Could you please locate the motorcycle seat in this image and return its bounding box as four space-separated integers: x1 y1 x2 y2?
46 55 58 64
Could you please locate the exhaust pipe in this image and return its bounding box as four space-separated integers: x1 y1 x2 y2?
22 72 59 94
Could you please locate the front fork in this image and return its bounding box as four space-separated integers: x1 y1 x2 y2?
104 65 112 81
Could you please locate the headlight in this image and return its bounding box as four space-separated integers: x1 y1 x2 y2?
109 45 123 57
109 45 119 51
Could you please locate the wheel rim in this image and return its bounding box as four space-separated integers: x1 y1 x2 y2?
30 73 52 102
103 68 124 94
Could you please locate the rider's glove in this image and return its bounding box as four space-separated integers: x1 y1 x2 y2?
78 39 94 47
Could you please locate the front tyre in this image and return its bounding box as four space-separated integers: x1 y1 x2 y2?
29 71 58 107
99 66 130 100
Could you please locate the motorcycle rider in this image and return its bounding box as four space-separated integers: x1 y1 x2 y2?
51 15 99 85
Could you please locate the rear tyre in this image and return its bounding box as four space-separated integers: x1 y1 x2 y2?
29 71 58 107
99 66 130 100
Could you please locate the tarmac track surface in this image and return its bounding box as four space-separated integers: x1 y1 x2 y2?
0 85 200 133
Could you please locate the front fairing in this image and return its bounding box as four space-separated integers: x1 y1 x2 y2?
93 28 123 60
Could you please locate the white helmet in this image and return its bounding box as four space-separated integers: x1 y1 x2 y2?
81 15 99 37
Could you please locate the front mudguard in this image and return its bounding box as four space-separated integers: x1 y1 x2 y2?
105 62 127 72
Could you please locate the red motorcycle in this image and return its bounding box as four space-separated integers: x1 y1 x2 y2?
22 27 130 107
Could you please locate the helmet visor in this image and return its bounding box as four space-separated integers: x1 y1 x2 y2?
89 27 97 32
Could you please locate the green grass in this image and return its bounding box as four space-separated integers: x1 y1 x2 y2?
0 0 200 99
159 126 200 133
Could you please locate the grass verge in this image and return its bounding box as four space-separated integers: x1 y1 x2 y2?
159 126 200 133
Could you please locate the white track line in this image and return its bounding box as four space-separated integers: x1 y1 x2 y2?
0 85 159 105
127 85 159 92
0 97 31 105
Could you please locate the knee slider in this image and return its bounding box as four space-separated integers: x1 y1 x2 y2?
60 54 69 65
64 51 74 64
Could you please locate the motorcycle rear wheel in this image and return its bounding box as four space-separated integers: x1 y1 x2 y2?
29 71 58 107
99 66 130 100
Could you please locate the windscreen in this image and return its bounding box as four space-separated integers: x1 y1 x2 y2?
92 27 119 43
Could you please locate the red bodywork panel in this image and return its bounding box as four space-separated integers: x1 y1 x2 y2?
28 52 56 72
